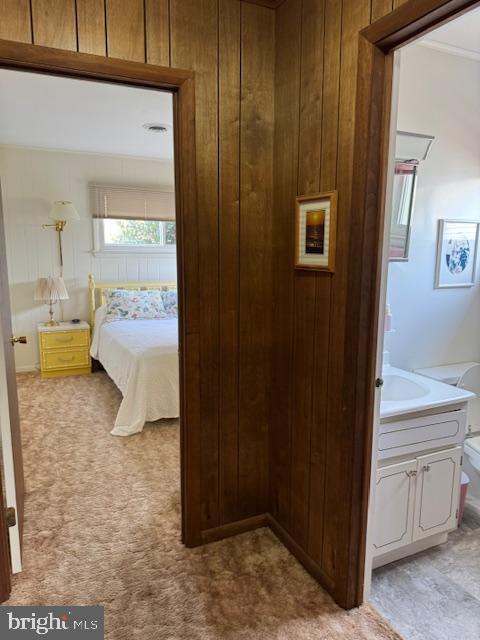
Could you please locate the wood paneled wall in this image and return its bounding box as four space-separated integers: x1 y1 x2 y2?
0 0 274 535
270 0 403 606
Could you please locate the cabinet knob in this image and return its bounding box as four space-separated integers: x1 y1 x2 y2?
407 470 417 477
10 335 27 346
375 378 384 388
422 464 431 472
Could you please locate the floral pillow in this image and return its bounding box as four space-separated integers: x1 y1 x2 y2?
104 289 167 322
161 289 177 318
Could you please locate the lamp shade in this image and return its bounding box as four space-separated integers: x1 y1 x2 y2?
49 201 80 222
34 277 69 302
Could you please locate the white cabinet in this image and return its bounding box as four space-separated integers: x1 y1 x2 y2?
412 447 462 542
373 459 416 555
373 446 462 560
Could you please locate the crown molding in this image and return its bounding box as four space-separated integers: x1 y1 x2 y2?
419 38 480 63
242 0 286 8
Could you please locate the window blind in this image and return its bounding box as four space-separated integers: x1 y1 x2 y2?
90 184 175 221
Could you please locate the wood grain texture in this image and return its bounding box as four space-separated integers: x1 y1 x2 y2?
218 0 241 524
270 0 301 531
31 0 77 50
170 0 220 531
76 0 106 55
145 0 170 66
105 0 145 61
372 0 393 21
238 1 274 518
0 0 32 43
306 0 341 568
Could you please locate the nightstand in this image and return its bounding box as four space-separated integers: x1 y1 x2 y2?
38 321 91 379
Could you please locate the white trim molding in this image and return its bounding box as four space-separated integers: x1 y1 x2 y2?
419 38 480 63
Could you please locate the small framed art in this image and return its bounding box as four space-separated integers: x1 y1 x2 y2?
435 219 480 289
295 191 337 272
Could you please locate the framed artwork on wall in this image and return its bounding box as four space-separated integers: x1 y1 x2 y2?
435 219 480 289
295 191 337 272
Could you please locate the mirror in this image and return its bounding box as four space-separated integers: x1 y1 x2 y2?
389 162 418 261
389 131 434 262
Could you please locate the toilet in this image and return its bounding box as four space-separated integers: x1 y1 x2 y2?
415 362 480 507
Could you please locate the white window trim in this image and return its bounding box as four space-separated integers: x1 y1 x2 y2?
92 219 177 257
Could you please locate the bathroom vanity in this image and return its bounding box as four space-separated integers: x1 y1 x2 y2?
372 366 475 568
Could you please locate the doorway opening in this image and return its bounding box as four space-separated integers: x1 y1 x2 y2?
364 3 480 638
0 41 200 604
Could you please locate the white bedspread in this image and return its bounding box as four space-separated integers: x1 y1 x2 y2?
90 318 179 436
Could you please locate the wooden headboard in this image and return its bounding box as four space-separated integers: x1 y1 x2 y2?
88 274 177 328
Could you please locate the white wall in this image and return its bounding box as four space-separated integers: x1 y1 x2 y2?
386 44 480 371
0 146 177 371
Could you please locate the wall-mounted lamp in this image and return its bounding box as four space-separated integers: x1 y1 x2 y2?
43 201 80 268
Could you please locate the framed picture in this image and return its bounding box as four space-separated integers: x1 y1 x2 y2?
295 191 337 272
435 219 480 289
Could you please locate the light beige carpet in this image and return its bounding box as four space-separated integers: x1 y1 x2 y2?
7 372 401 640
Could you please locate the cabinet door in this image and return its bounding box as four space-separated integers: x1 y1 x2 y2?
412 446 462 543
373 459 417 556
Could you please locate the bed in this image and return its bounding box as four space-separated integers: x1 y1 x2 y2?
88 275 179 436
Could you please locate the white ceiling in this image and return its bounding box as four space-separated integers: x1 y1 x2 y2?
421 7 480 59
0 69 174 160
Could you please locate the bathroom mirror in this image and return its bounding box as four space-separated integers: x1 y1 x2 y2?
389 162 417 261
389 131 434 261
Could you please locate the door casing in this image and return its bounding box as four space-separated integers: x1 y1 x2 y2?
352 0 480 607
0 40 202 556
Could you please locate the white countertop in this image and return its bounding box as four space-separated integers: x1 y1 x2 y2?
381 365 475 420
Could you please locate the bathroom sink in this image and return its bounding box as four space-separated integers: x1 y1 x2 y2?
382 373 429 402
380 365 475 420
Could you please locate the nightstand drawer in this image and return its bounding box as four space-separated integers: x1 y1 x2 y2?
42 348 90 371
40 330 89 350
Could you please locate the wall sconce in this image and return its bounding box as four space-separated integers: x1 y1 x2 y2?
43 201 80 267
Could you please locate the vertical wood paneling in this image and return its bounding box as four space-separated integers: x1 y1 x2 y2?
31 0 77 50
105 0 145 62
218 0 241 524
371 0 393 22
393 0 408 8
306 0 341 565
76 0 106 55
145 0 170 66
170 0 220 531
238 1 274 518
289 0 326 549
0 0 32 43
270 0 302 529
321 0 371 582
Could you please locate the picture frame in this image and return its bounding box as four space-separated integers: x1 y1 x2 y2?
435 219 480 289
295 191 337 272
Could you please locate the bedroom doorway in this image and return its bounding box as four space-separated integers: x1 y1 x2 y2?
0 41 201 602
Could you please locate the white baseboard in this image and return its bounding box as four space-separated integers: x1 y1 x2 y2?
15 365 38 373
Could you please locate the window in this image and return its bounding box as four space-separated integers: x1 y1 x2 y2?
103 219 176 247
90 184 176 254
94 218 176 253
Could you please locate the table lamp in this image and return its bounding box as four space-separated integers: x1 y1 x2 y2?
34 276 69 326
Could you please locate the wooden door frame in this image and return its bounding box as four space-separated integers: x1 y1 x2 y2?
0 40 202 551
349 0 480 608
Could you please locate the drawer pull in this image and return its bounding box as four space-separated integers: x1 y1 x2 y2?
58 356 75 363
55 336 74 343
406 470 417 477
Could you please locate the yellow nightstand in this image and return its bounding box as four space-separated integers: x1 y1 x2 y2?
38 321 91 379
